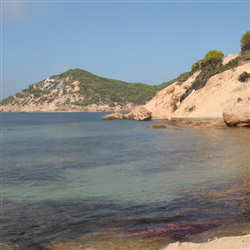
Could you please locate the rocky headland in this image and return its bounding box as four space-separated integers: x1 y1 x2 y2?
1 51 250 127
103 53 250 127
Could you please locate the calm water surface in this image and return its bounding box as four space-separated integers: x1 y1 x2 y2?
1 112 249 249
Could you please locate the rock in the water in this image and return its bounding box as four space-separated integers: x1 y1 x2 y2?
125 106 152 121
152 124 167 129
102 106 152 121
102 113 124 120
223 100 250 127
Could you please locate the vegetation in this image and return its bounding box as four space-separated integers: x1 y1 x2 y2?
1 68 163 107
191 50 224 73
238 71 250 82
0 96 15 105
181 50 224 102
159 71 193 90
202 50 224 69
188 106 196 112
240 30 250 53
2 31 250 109
15 92 24 98
56 68 161 106
180 33 250 102
191 59 203 72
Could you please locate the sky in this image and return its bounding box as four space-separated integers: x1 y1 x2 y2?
1 0 249 99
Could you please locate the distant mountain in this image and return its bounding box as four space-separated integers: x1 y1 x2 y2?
0 68 163 112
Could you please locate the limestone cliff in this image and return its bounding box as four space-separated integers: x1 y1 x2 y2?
143 54 250 120
173 61 250 118
144 70 201 118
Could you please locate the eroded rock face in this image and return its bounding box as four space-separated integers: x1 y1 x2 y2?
144 70 201 117
125 106 152 121
174 61 250 118
223 100 250 127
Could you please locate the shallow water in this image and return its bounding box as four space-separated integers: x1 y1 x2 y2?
1 112 249 249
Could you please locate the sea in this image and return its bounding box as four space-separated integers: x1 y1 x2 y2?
1 112 249 250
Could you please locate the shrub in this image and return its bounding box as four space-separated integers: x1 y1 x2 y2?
188 106 196 112
177 71 193 82
203 50 224 69
180 70 215 102
240 30 250 53
191 60 203 72
238 71 250 82
225 58 239 68
25 88 43 98
239 50 250 61
42 90 50 95
0 96 15 105
181 50 224 102
15 92 24 98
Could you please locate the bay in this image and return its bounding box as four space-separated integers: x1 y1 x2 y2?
1 112 249 249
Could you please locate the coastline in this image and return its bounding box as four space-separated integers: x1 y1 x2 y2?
0 111 230 126
2 111 249 127
153 116 226 127
162 234 250 250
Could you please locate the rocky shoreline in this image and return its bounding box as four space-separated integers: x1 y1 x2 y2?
163 117 226 127
101 58 250 127
0 103 134 113
162 234 250 250
102 105 249 127
2 108 249 127
2 55 249 127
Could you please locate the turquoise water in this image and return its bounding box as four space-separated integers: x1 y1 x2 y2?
1 112 249 249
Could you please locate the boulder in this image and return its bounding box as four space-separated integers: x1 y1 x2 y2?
102 106 152 121
125 106 152 121
102 112 124 120
223 100 250 127
165 84 175 94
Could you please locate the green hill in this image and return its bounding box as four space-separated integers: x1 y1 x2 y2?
0 67 194 112
1 68 161 109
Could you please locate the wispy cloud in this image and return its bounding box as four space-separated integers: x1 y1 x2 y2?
2 1 47 25
3 1 28 24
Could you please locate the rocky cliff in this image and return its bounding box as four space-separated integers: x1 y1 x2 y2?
2 53 249 121
143 54 250 121
144 70 201 118
104 53 249 126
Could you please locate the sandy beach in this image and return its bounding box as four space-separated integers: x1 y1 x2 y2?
162 234 250 250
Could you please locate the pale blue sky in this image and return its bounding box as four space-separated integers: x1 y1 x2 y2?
1 0 249 99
